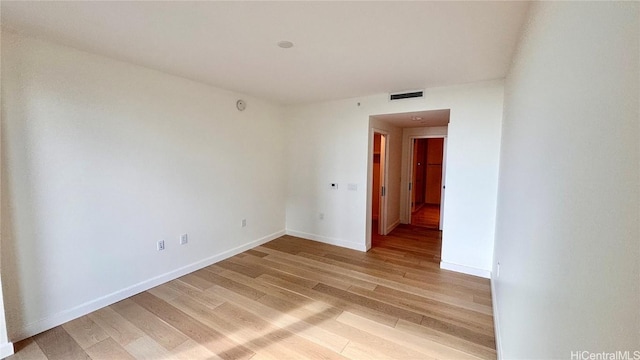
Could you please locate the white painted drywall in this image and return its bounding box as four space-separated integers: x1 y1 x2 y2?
493 2 640 357
0 30 14 358
1 32 286 340
400 126 448 224
0 275 10 358
285 81 503 275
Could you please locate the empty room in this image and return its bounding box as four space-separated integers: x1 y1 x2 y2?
0 1 638 359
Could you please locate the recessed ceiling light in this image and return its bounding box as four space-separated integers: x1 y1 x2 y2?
277 40 294 49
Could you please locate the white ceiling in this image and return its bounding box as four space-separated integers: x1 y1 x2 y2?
1 1 530 105
371 109 450 128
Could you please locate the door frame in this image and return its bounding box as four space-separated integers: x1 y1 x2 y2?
407 135 447 230
377 132 389 236
366 127 390 250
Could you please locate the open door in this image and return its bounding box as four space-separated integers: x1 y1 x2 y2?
378 133 387 235
439 137 447 230
371 132 389 236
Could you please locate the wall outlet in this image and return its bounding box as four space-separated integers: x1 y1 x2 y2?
157 240 165 251
180 234 188 245
241 219 247 227
319 213 324 220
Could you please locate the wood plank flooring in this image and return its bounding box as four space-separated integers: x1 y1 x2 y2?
8 227 495 359
411 204 441 229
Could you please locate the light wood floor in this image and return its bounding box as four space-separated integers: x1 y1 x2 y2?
8 229 495 360
411 204 441 229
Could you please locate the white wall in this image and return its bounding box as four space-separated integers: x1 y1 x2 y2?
285 81 504 276
1 32 287 340
0 276 9 358
493 2 639 358
400 126 448 224
0 29 14 358
284 100 369 251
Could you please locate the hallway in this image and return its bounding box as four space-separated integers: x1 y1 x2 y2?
410 204 441 229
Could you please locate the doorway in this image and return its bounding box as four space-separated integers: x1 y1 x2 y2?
371 131 388 236
410 137 445 229
367 109 449 251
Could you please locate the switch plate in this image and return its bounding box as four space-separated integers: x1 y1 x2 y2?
319 213 324 220
157 240 165 251
180 234 188 245
241 219 247 227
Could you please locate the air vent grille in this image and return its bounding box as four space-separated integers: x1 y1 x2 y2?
389 90 424 101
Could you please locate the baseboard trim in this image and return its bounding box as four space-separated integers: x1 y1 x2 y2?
385 219 400 234
285 229 367 252
13 229 286 342
0 342 14 359
491 277 503 360
439 261 491 279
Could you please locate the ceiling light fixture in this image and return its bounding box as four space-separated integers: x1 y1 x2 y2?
277 40 294 49
411 116 423 121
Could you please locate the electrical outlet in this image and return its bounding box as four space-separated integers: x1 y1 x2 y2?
180 234 188 245
319 213 324 220
157 240 165 251
241 219 247 228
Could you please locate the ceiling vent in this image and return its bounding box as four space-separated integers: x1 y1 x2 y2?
389 90 424 101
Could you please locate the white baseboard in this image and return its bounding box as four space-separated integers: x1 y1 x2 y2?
439 261 491 279
0 342 13 359
285 229 367 252
13 229 286 342
490 277 503 359
385 219 400 234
